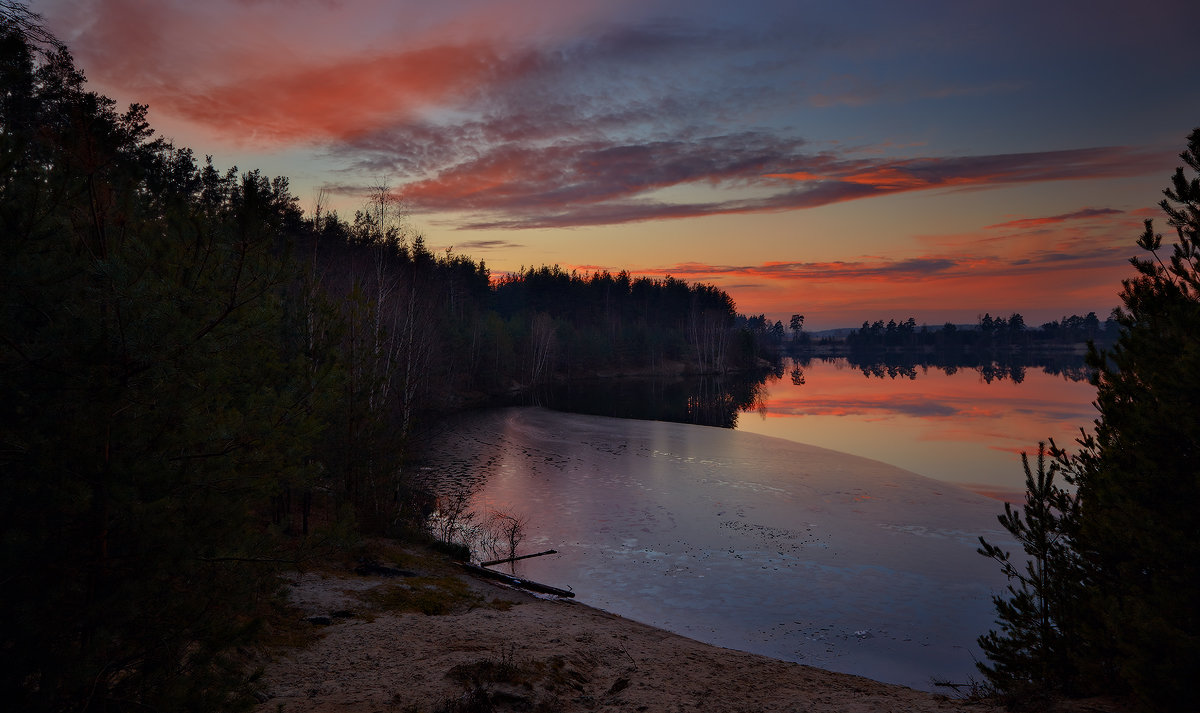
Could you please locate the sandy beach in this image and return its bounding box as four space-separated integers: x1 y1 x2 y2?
252 553 1000 713
249 409 1041 711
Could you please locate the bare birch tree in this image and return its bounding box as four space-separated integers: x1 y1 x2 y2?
529 312 557 384
689 308 730 373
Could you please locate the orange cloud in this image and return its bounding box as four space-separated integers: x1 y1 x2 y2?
47 1 1178 234
46 0 608 148
767 149 1168 200
607 223 1136 327
839 166 943 190
392 144 1169 231
151 41 530 146
766 170 826 182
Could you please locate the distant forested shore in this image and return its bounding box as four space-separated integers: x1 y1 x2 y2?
738 310 1116 359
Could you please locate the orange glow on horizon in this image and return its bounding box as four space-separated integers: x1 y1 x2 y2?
605 239 1137 326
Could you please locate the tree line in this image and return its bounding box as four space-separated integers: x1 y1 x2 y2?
839 311 1117 353
0 13 765 711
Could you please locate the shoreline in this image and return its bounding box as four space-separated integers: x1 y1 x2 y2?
252 559 1000 713
420 407 1010 691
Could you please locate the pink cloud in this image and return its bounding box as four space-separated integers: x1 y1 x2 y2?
157 41 534 145
41 0 1188 237
984 207 1123 230
44 0 620 147
767 148 1168 196
388 144 1168 231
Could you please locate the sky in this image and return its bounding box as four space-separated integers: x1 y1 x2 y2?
32 0 1200 328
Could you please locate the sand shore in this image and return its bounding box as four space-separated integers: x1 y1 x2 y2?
252 554 1001 713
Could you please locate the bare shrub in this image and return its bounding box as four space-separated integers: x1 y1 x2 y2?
427 492 527 564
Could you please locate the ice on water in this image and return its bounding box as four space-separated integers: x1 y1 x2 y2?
424 407 1013 691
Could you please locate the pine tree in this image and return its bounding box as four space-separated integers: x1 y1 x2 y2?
976 444 1081 701
1 16 322 711
979 128 1200 710
1058 128 1200 710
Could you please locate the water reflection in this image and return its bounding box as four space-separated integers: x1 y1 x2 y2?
529 371 771 428
416 354 1101 691
526 356 1099 497
741 358 1098 497
810 352 1094 384
419 408 1014 691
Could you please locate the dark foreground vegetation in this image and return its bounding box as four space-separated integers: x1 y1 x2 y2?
0 9 772 711
976 129 1200 711
2 5 1196 711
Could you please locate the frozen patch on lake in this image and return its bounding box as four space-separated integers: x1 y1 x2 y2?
422 407 1014 691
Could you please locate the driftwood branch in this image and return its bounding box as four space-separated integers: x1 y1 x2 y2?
479 549 557 567
460 562 574 598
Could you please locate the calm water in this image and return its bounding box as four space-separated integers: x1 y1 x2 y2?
740 358 1099 498
419 357 1100 690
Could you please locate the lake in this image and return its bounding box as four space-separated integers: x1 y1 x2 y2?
418 357 1099 691
741 357 1099 498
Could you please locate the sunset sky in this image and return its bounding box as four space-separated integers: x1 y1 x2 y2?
34 0 1198 328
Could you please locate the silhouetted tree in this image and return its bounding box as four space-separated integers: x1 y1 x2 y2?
0 18 322 710
1055 128 1200 710
977 445 1081 702
979 128 1200 710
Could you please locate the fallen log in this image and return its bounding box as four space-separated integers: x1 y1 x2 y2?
459 562 575 598
479 549 557 567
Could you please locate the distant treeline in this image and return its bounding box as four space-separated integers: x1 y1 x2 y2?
297 211 765 407
792 311 1118 354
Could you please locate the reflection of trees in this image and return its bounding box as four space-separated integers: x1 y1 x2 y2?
858 362 919 380
530 370 771 428
790 365 806 386
686 377 739 427
526 348 1087 429
789 354 1093 382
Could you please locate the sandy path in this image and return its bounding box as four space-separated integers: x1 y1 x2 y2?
253 562 999 713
